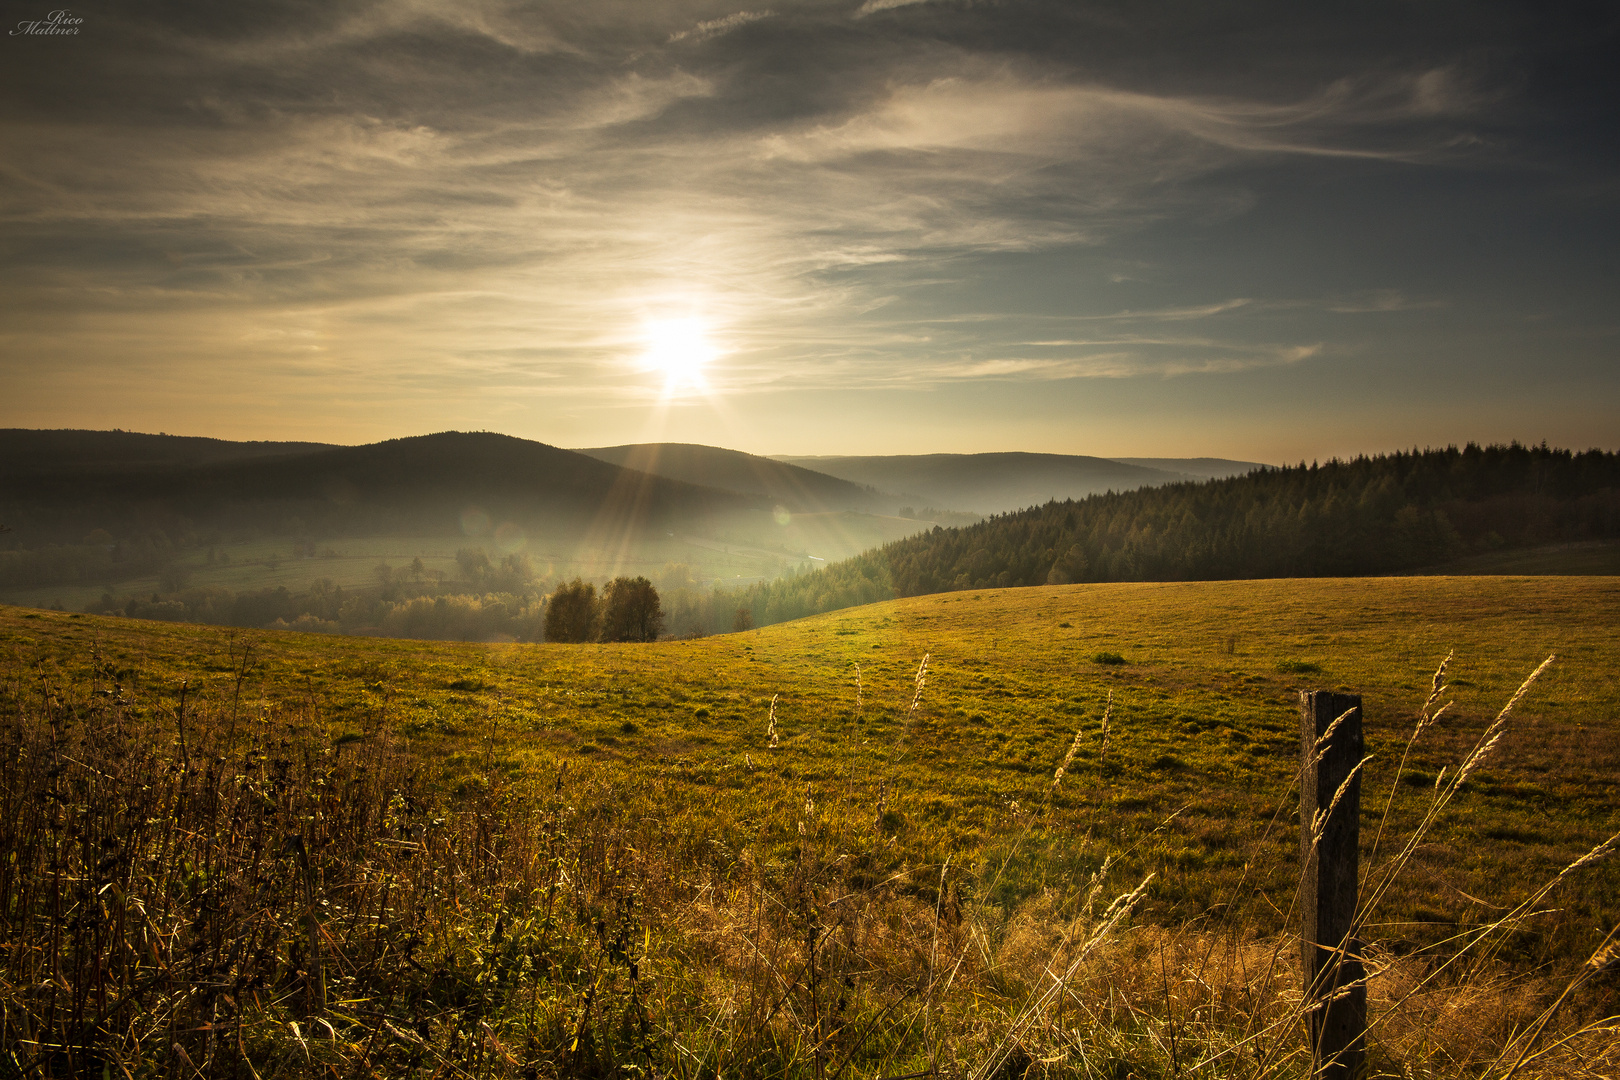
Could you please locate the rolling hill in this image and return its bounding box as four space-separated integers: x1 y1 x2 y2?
771 452 1200 515
716 443 1620 631
0 432 950 611
1109 456 1270 479
0 431 786 603
0 427 332 475
0 430 756 545
575 442 890 514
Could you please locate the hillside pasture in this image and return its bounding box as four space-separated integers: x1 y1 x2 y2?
2 576 1616 1077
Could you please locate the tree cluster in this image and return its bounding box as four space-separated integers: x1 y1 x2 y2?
543 576 665 643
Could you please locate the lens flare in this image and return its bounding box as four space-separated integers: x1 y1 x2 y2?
493 522 526 554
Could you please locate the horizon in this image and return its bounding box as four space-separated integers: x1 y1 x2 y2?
13 424 1620 469
3 4 1616 461
19 425 1620 469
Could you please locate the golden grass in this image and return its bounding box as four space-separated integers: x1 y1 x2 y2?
0 575 1617 1076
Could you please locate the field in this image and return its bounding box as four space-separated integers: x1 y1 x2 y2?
3 576 1617 1077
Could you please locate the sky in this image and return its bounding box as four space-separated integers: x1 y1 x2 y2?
1 1 1616 462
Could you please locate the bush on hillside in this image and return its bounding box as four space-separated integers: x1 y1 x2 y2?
544 578 599 643
601 576 664 642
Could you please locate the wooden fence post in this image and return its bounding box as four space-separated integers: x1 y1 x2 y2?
1299 690 1366 1079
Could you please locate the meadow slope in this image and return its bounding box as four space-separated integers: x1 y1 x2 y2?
3 576 1617 1077
6 576 1616 936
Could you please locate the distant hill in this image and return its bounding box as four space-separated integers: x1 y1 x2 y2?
0 428 332 475
0 432 762 589
1109 457 1270 480
715 443 1620 630
770 452 1190 515
576 443 888 513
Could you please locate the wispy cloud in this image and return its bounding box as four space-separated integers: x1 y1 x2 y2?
767 69 1481 166
4 0 1598 454
669 10 775 43
907 342 1324 384
853 0 938 17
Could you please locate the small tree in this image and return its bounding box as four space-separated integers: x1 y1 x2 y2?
601 577 664 642
732 606 754 632
544 579 599 643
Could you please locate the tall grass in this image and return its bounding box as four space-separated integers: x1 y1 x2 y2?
0 641 1615 1078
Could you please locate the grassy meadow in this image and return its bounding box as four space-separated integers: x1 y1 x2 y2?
2 576 1617 1077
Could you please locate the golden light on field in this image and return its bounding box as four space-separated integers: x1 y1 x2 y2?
639 316 716 395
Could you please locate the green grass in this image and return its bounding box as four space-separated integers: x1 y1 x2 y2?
6 575 1616 937
3 575 1618 1076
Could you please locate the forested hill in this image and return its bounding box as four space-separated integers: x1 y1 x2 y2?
576 442 888 514
0 429 332 474
770 451 1191 515
728 444 1620 626
0 431 758 547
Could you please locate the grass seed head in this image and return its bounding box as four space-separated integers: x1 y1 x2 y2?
1052 728 1083 791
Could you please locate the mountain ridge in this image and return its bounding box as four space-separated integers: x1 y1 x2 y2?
769 451 1200 515
575 442 888 514
0 430 762 545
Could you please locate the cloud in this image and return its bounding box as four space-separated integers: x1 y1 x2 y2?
669 10 775 43
1323 290 1443 314
0 0 1563 443
906 342 1324 383
853 0 937 16
567 71 718 128
767 69 1479 167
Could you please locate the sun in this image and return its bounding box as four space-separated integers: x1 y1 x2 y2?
640 316 716 392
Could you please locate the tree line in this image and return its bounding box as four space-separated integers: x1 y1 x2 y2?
703 443 1619 628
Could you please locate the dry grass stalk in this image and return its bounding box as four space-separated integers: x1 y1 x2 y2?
1098 690 1112 767
968 874 1155 1080
908 654 930 720
1050 728 1083 792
